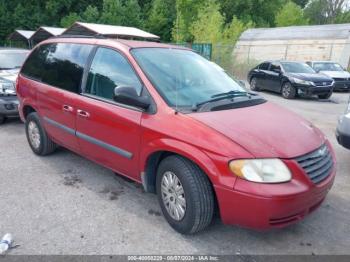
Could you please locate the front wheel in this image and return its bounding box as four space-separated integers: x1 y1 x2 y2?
250 77 260 91
281 82 296 99
156 155 215 234
318 92 332 99
25 112 57 156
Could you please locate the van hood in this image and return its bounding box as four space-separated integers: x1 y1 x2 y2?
0 69 19 83
320 70 350 79
189 102 325 159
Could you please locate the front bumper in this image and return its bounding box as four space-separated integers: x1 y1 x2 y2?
294 83 333 96
334 80 350 91
0 96 19 117
215 158 335 229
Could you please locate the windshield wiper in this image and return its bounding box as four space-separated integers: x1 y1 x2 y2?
211 90 249 98
192 91 253 111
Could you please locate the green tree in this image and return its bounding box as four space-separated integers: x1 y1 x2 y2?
99 0 124 25
222 17 253 44
60 12 81 28
292 0 309 8
220 0 286 26
275 1 309 26
99 0 142 27
146 0 176 41
190 0 224 43
123 0 143 27
304 0 348 24
81 5 100 23
172 0 205 42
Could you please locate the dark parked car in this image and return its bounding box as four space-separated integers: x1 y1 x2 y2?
307 61 350 91
0 48 29 124
248 61 334 99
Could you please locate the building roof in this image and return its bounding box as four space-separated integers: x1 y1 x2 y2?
239 23 350 41
30 27 65 43
62 22 160 40
40 27 66 36
8 30 35 41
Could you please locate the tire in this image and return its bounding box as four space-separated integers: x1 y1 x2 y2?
281 82 296 99
250 77 260 91
156 155 214 234
0 115 5 125
318 92 332 99
25 112 57 156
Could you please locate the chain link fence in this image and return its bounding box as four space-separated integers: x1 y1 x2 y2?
211 43 258 81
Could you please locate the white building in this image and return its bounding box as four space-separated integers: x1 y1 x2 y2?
233 23 350 69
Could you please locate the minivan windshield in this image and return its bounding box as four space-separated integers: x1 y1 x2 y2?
0 51 29 70
313 62 343 72
131 48 246 109
281 62 315 74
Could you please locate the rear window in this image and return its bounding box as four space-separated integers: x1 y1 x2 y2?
21 43 93 93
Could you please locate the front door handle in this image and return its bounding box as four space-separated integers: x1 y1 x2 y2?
62 105 74 112
77 109 90 118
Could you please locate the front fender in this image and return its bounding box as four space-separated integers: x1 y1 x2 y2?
140 137 236 188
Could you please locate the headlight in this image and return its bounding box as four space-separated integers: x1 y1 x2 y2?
0 81 16 95
291 77 314 86
229 159 292 183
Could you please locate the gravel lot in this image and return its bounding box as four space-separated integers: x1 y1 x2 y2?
0 91 349 255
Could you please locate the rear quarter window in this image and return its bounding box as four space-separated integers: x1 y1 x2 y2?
21 43 93 93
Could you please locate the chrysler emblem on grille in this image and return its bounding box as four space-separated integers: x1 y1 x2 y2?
318 147 327 156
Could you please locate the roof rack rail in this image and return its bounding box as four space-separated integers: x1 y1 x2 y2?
51 34 106 39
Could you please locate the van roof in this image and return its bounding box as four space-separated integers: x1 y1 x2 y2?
42 36 189 51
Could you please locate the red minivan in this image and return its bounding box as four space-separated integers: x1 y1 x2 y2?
17 37 336 234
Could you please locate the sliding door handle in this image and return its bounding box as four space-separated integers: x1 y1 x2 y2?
62 105 74 112
77 109 90 118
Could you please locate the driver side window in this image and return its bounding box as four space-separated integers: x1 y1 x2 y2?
85 47 142 100
270 63 281 72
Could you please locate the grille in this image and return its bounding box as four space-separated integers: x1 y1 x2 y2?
295 144 333 184
313 81 333 86
334 78 350 82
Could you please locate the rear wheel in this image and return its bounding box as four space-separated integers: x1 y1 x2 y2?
156 155 214 234
250 77 260 91
318 92 332 99
281 82 296 99
25 112 57 156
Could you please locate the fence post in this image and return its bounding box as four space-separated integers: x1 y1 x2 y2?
329 43 334 60
247 43 251 64
284 44 289 60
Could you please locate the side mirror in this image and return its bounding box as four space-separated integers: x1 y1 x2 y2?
273 68 281 74
113 86 151 110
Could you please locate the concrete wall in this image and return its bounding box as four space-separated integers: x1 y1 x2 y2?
233 38 350 69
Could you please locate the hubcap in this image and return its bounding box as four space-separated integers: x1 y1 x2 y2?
251 79 256 90
161 171 186 221
28 121 41 149
283 84 291 97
